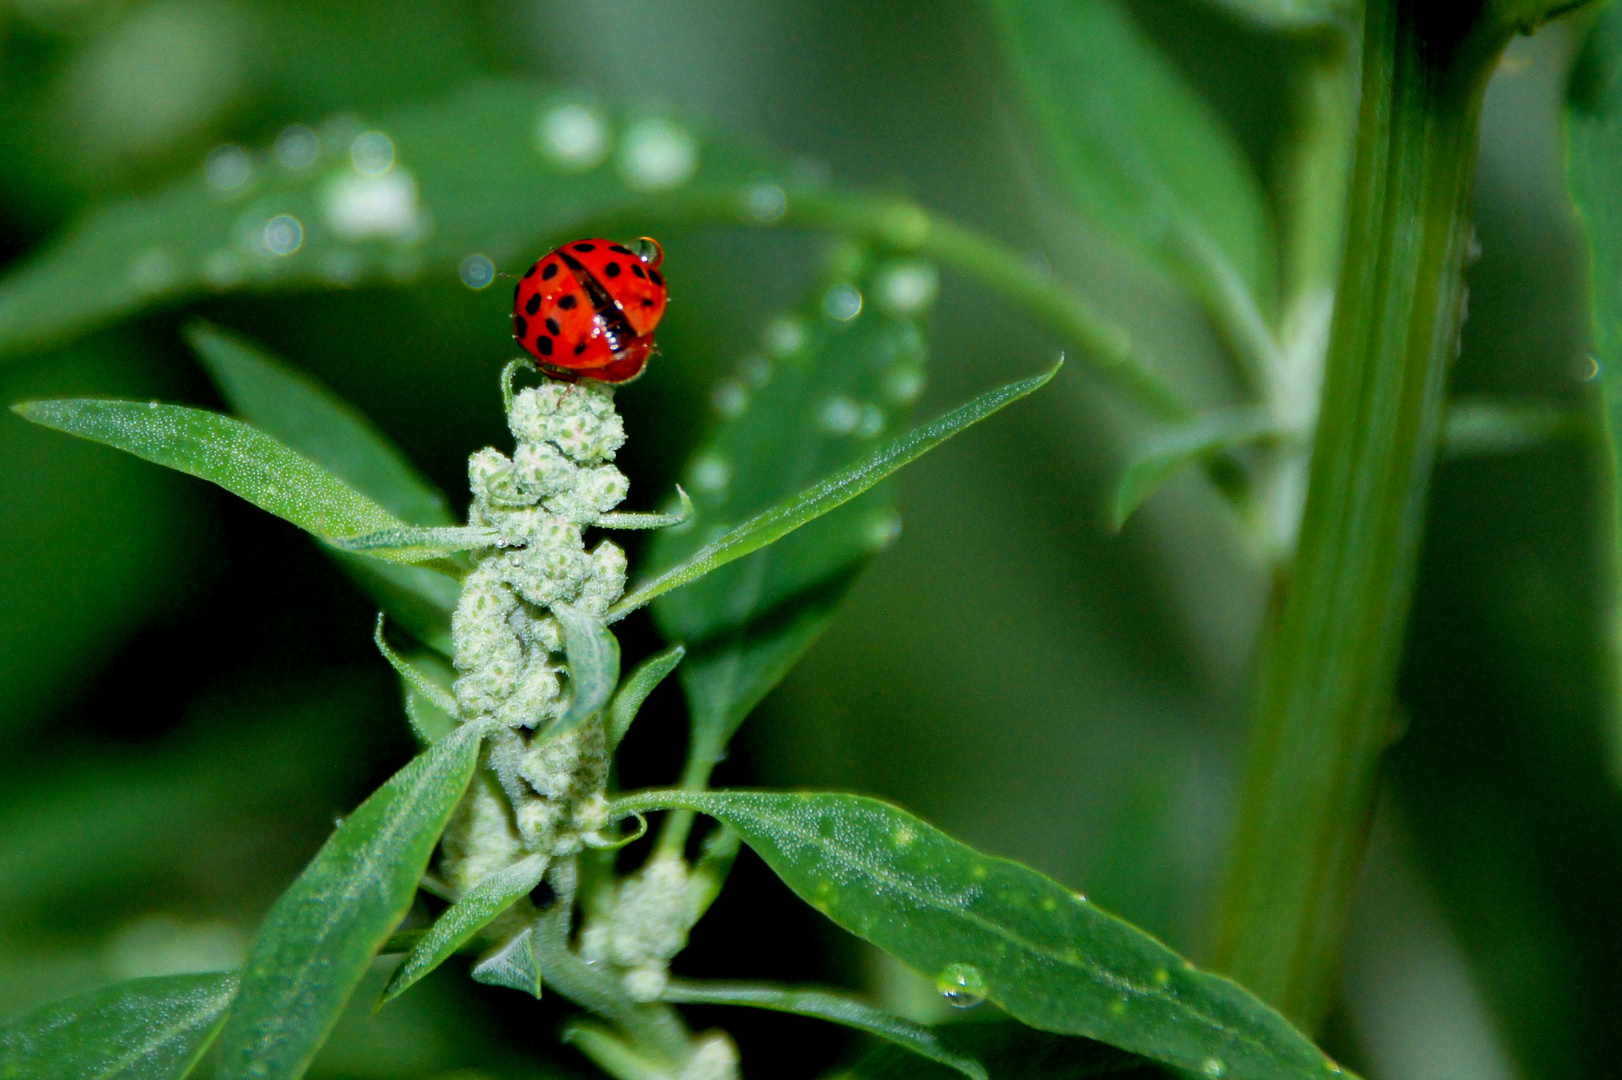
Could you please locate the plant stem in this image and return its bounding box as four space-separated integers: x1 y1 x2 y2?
1210 0 1512 1027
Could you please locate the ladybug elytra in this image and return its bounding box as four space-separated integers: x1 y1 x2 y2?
512 237 668 384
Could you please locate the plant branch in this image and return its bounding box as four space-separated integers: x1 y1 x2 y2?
1210 0 1514 1028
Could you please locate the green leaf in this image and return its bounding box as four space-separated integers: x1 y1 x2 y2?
210 723 482 1080
548 605 622 738
1440 398 1577 460
332 524 500 559
606 644 686 750
1112 408 1278 528
0 972 238 1080
659 979 987 1080
470 927 542 999
985 0 1279 369
394 649 460 747
611 790 1342 1080
374 614 458 718
381 853 549 1005
848 1024 1164 1080
185 320 452 527
10 399 431 559
629 361 1060 622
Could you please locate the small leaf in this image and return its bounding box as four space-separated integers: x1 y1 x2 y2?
374 614 458 717
395 650 460 748
11 399 424 558
210 724 482 1080
848 1023 1163 1080
0 972 238 1080
1440 398 1578 460
547 605 621 738
621 361 1060 620
594 487 694 530
1113 408 1278 528
470 927 542 999
606 644 686 750
381 853 549 1005
986 0 1278 359
612 790 1342 1080
331 525 501 559
660 979 987 1080
186 320 452 527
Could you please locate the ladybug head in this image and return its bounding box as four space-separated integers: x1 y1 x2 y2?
630 236 664 270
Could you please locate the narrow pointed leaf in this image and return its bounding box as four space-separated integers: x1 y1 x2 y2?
606 644 685 750
211 724 482 1080
375 614 458 717
545 605 621 737
660 979 987 1080
0 972 238 1080
470 927 542 999
332 525 500 559
1113 408 1278 528
986 0 1277 358
1440 398 1577 460
10 399 430 558
623 361 1059 620
611 790 1341 1080
395 650 460 747
382 853 549 1005
186 320 452 526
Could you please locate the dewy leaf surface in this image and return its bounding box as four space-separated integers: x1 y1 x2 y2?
644 256 938 768
211 723 481 1080
986 0 1277 352
613 790 1343 1080
11 399 429 558
186 320 452 527
0 972 238 1080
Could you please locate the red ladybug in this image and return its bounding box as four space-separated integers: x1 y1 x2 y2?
513 237 667 384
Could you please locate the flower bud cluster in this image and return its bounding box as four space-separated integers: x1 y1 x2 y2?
445 380 628 863
579 854 706 1001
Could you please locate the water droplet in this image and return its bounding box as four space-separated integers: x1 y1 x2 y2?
350 131 395 175
1325 1062 1343 1075
460 254 496 290
323 169 421 241
883 366 926 405
864 511 902 552
275 124 319 170
1073 892 1088 903
537 102 609 170
1581 354 1600 381
936 963 987 1008
743 182 788 223
205 144 251 192
690 451 731 495
712 379 748 418
875 260 939 315
824 283 863 322
619 117 698 191
855 403 885 439
1202 1059 1225 1078
818 396 860 435
261 215 304 256
738 355 772 388
891 825 915 846
763 317 805 358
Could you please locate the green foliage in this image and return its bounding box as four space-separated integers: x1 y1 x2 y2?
551 605 623 738
1112 409 1277 528
606 644 686 750
211 724 481 1080
0 972 236 1080
848 1024 1165 1080
659 979 988 1080
612 790 1340 1080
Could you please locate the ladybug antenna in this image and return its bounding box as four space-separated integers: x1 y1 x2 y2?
631 237 664 269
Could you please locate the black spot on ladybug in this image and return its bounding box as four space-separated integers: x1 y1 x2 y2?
609 244 633 255
524 263 538 279
541 262 559 280
641 298 653 307
604 262 621 278
525 293 541 316
515 315 528 339
558 294 578 310
536 335 553 355
631 264 646 279
573 242 595 252
545 317 561 335
574 341 588 355
648 269 664 286
513 283 521 303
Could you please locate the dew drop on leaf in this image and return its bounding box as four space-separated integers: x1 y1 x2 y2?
936 962 988 1008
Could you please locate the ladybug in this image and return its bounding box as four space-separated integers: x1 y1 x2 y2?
512 237 667 384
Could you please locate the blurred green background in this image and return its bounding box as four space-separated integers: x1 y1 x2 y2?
0 2 1616 1078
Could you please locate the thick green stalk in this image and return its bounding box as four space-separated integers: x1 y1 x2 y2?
1211 0 1512 1027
